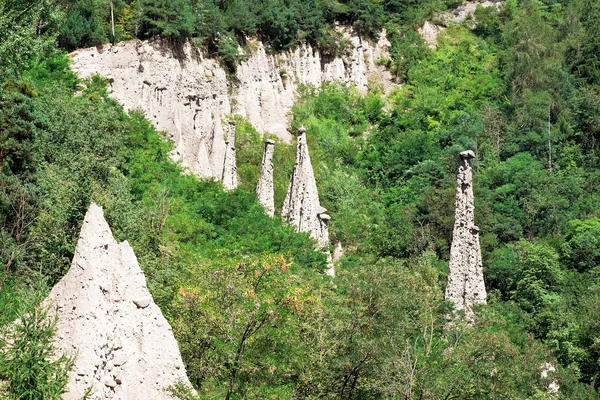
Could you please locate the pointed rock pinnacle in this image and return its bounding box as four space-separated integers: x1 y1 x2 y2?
282 127 330 248
257 139 276 216
445 150 486 317
282 127 333 276
43 203 194 399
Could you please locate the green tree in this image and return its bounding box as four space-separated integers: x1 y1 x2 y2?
139 0 196 39
0 302 73 400
58 0 108 50
170 254 318 398
0 0 62 77
563 218 600 272
511 240 564 315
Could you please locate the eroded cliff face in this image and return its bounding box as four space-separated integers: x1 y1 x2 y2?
221 120 239 190
44 203 192 399
234 30 392 139
445 151 486 317
69 29 391 179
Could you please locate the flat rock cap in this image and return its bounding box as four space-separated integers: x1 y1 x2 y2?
459 150 475 160
316 205 328 214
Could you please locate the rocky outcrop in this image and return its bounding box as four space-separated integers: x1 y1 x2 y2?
419 0 502 48
69 29 391 178
332 240 344 261
44 203 193 399
541 362 560 395
439 0 502 24
256 139 275 216
71 41 229 179
282 128 334 276
234 29 393 138
418 21 445 50
221 120 238 190
445 150 486 317
282 127 330 248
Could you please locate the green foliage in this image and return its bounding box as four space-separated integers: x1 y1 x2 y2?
0 0 63 77
0 88 39 175
0 300 73 399
4 0 600 396
139 0 196 39
567 0 600 85
386 24 430 81
171 254 319 398
563 219 600 272
511 240 564 314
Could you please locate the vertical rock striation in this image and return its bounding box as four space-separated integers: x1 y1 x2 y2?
282 128 333 276
282 127 330 248
44 203 193 399
221 120 238 190
256 139 275 216
69 30 392 178
445 150 486 317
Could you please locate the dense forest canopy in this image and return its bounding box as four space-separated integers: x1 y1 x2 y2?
2 0 600 398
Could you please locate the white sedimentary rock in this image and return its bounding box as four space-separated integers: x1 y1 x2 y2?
418 21 445 49
282 128 330 248
282 128 334 276
332 240 344 261
44 203 193 400
221 120 238 190
69 29 392 178
419 0 502 48
445 150 486 317
439 0 502 24
541 362 560 395
256 139 275 216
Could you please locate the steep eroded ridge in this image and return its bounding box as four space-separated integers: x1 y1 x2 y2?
69 30 391 180
44 203 193 399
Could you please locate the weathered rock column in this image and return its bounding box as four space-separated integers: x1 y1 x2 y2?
332 239 344 261
221 120 238 190
256 139 276 216
282 127 334 276
43 203 194 399
445 150 486 317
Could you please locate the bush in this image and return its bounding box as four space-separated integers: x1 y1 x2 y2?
562 218 600 272
0 302 73 400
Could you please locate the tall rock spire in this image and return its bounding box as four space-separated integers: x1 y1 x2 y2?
445 150 486 317
282 127 333 275
256 139 275 216
221 120 238 190
43 203 194 399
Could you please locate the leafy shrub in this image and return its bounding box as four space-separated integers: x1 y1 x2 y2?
0 302 73 400
562 218 600 272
